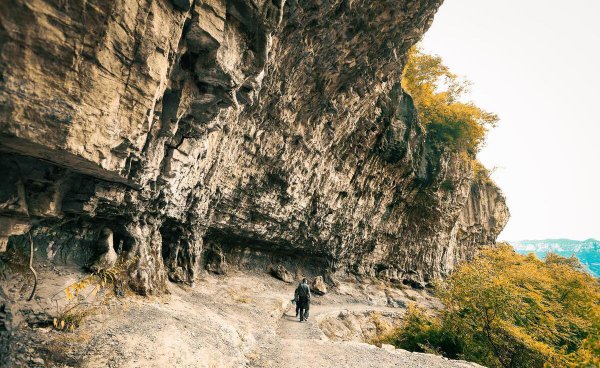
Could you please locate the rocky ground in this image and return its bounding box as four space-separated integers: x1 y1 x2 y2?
2 262 484 368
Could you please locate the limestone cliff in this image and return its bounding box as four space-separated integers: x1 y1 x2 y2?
0 0 509 294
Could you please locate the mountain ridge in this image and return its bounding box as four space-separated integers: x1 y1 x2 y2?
510 238 599 244
509 238 600 277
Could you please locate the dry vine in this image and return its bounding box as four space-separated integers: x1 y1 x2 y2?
27 233 37 301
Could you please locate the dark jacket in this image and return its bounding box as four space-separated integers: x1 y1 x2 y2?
296 282 311 301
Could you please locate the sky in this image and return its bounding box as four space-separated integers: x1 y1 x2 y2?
420 0 600 241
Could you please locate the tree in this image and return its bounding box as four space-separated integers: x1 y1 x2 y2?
402 47 498 154
380 245 600 368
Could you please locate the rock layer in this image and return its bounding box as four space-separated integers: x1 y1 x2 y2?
0 0 508 294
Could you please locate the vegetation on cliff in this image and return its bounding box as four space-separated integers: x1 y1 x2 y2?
402 47 498 154
373 245 600 368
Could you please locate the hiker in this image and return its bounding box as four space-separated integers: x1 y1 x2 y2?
295 278 311 322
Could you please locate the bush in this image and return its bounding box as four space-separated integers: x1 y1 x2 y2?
402 47 498 155
378 245 600 368
374 304 463 356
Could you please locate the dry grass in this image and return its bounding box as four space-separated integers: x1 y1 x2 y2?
227 287 255 304
42 331 92 365
371 312 392 335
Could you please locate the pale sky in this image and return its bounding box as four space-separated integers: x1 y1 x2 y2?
420 0 600 241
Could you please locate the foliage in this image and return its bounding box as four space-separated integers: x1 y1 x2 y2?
371 304 460 356
472 160 495 185
402 47 498 154
378 245 600 368
366 312 397 345
52 266 128 332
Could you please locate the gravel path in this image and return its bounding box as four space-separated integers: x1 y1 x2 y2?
247 299 482 368
5 268 484 368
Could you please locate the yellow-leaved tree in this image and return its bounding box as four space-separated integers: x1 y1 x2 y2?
402 47 498 155
376 245 600 368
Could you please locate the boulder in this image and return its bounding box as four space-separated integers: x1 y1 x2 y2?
269 265 294 283
312 276 328 295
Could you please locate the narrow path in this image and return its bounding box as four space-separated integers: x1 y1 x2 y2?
248 299 480 368
276 305 326 341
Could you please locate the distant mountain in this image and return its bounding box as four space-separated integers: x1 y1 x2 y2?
509 239 600 277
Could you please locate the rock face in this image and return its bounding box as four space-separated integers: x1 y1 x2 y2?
89 227 118 271
0 0 509 294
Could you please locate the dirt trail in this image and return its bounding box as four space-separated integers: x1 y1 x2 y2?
249 297 480 368
276 309 325 341
3 267 483 368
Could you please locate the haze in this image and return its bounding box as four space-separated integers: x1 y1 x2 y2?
420 0 600 241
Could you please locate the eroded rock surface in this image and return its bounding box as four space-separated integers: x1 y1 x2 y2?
0 0 508 298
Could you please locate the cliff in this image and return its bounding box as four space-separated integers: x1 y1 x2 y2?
0 0 509 294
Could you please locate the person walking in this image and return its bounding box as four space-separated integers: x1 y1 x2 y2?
295 278 311 322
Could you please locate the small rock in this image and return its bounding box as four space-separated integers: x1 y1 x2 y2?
269 265 294 283
381 344 395 351
311 276 328 295
31 357 45 365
